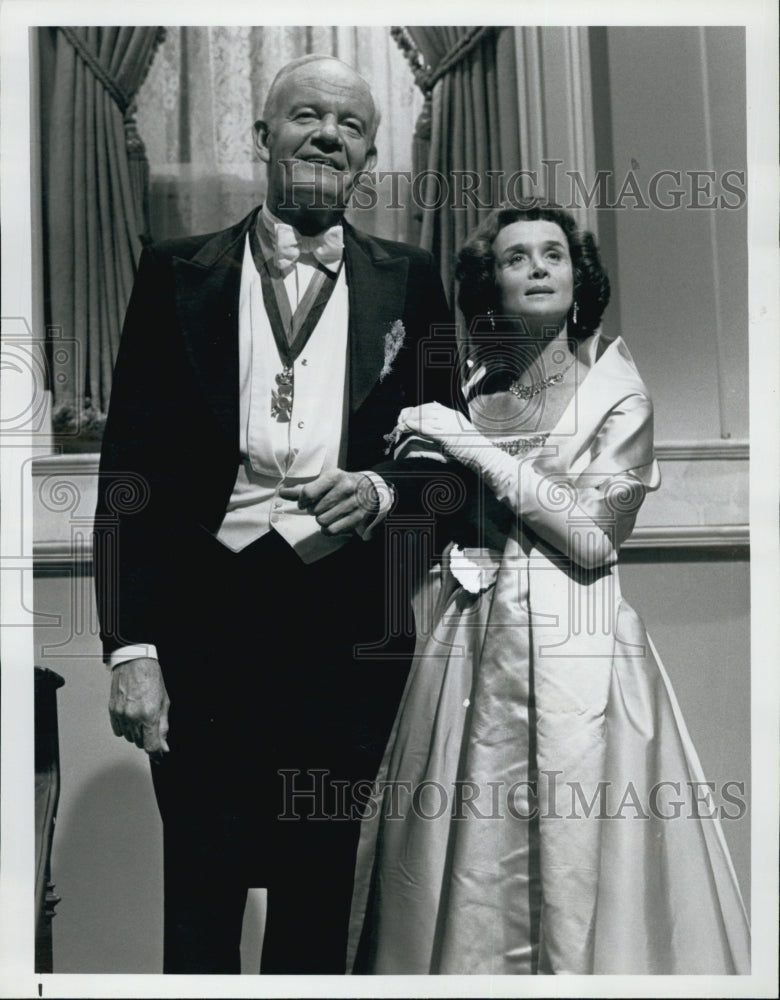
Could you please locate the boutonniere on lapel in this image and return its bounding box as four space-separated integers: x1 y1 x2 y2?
379 320 406 381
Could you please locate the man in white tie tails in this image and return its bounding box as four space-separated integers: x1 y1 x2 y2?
94 55 453 973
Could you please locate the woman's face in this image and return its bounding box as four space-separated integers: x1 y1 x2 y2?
492 220 574 328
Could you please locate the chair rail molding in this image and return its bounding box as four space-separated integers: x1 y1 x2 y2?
32 441 749 573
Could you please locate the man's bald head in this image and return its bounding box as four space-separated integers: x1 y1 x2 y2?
254 54 380 231
262 55 380 145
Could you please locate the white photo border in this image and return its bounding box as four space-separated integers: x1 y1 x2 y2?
1 1 777 997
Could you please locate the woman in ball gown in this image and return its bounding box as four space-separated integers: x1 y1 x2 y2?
347 204 750 975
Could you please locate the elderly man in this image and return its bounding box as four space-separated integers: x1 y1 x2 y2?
94 55 452 973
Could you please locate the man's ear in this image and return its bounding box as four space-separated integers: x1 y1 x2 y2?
254 120 271 163
364 147 377 174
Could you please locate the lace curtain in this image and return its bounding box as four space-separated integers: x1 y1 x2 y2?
135 26 423 244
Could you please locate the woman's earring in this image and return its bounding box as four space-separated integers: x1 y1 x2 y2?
572 301 579 325
487 308 496 332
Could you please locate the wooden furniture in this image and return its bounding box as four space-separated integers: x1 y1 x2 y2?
35 666 64 973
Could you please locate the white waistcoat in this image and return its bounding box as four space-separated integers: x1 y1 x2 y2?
216 235 351 563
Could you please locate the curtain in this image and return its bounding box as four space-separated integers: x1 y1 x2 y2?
400 27 521 300
42 26 165 439
135 27 422 244
399 26 596 302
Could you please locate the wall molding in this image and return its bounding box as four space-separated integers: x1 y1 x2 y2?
32 522 750 573
32 440 750 475
624 524 748 550
655 440 748 461
31 445 750 575
32 452 100 475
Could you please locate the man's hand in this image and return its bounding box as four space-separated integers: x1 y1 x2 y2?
109 657 170 761
279 469 378 536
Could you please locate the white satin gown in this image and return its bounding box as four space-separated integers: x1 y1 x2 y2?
348 334 750 975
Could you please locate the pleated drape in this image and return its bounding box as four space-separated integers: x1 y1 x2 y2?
403 27 521 301
44 26 164 434
399 26 598 301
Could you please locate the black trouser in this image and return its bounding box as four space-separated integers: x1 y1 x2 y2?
150 527 412 973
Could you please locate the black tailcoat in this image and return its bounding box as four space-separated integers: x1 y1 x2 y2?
94 208 455 657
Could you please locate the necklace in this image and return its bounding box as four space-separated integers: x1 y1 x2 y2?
507 358 576 400
494 433 550 456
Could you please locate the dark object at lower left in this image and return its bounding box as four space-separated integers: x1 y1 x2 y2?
35 666 65 973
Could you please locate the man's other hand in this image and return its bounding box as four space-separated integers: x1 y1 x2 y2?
279 469 378 536
109 657 170 760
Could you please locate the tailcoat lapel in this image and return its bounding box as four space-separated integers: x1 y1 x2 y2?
171 210 258 445
343 222 409 413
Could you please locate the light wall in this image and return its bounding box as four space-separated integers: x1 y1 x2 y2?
594 26 747 442
35 575 163 973
619 555 750 906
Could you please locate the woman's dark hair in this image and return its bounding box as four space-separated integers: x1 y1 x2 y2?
455 203 610 339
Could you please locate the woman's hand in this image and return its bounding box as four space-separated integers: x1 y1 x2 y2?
396 403 478 457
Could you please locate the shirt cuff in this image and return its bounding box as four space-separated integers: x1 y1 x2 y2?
355 471 395 541
107 644 159 671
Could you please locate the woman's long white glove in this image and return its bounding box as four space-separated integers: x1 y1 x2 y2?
395 403 637 569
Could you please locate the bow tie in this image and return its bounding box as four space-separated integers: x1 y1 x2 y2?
267 220 344 273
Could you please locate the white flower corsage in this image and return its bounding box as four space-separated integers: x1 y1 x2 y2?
379 320 406 381
448 544 502 595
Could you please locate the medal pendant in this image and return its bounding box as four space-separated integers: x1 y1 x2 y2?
271 366 294 422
